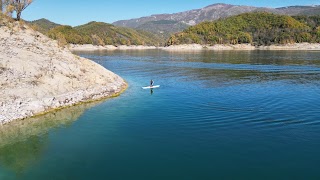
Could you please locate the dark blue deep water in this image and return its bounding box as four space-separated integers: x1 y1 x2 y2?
1 50 320 179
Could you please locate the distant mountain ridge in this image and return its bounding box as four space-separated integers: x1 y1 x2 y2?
27 3 320 46
113 3 320 36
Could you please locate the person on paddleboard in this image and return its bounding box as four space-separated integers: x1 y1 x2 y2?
150 79 154 87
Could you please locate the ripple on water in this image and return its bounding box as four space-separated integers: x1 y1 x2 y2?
8 50 317 180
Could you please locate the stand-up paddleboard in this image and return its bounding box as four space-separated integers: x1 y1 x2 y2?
142 85 160 89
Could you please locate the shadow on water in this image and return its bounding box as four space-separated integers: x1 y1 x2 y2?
0 102 100 175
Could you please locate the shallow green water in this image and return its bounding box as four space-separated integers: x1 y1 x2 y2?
1 50 320 179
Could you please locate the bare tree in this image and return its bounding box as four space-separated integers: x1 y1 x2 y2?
11 0 33 21
0 0 3 12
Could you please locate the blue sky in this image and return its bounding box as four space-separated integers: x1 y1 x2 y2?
23 0 320 26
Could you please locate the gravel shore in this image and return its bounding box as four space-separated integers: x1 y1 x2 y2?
70 43 320 52
69 44 157 51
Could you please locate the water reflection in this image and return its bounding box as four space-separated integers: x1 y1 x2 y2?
0 102 99 174
18 50 319 179
76 50 320 89
177 66 320 88
75 50 320 66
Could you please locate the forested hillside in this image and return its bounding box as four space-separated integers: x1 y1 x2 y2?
73 21 162 45
27 18 60 35
29 20 162 46
135 20 189 40
113 3 320 38
28 13 320 47
167 12 320 46
293 15 320 29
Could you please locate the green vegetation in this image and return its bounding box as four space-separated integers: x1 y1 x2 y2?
293 15 320 41
27 18 60 34
74 21 161 46
167 12 320 46
45 21 161 46
20 12 320 47
136 20 189 43
48 25 91 45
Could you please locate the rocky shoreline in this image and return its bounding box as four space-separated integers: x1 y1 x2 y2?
161 43 320 51
70 43 320 51
0 84 127 125
69 44 158 51
0 21 127 125
161 44 256 51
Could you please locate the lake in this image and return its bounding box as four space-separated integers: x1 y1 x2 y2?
1 50 320 179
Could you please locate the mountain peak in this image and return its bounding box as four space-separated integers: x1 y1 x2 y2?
203 3 232 8
113 3 320 37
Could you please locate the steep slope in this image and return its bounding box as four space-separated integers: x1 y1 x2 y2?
46 21 162 46
136 20 189 40
27 18 61 35
113 3 320 36
113 4 258 27
167 12 319 46
275 5 320 16
0 15 127 124
48 25 91 45
75 21 162 45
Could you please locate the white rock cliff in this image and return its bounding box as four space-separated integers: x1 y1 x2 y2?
0 19 127 124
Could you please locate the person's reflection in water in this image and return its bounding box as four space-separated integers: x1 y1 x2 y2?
151 89 153 95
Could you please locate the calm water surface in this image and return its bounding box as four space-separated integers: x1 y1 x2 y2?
1 50 320 179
